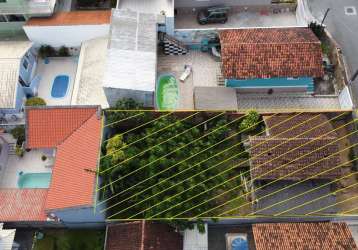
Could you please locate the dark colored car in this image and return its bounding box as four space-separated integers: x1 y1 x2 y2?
197 6 229 25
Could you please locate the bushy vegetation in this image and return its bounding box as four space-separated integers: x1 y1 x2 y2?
309 22 325 40
11 126 25 146
100 101 259 230
239 110 261 133
38 45 70 58
25 97 46 106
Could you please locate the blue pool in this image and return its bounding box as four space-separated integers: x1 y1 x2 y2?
18 172 52 188
51 75 69 98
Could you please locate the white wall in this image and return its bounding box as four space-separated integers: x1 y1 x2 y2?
339 86 354 109
23 24 110 47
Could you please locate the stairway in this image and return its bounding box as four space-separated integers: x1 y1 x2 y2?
163 34 188 55
216 63 225 86
8 143 16 155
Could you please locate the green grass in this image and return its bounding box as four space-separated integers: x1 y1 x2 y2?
33 229 105 250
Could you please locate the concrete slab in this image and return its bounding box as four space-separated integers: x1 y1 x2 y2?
175 10 297 29
36 57 78 106
194 86 237 110
157 50 221 110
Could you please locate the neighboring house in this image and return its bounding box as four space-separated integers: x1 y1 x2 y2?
102 8 160 107
252 222 358 250
105 221 183 250
220 28 324 93
0 106 105 227
0 0 56 36
23 11 111 47
0 41 39 116
249 113 341 215
71 37 109 108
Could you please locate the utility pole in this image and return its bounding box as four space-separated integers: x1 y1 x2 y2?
321 8 330 26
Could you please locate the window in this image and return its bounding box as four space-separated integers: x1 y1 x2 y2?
6 15 25 22
19 76 29 87
22 59 29 70
0 0 6 3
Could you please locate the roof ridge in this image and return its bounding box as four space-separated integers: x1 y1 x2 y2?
56 109 98 147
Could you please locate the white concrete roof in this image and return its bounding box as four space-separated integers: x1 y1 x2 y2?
117 0 174 17
72 37 110 108
0 224 16 250
0 41 32 109
102 9 157 92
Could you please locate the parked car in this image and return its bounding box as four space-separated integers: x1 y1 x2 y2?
197 6 229 25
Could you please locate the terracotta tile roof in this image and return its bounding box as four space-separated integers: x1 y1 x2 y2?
25 11 111 26
253 222 358 250
26 107 97 148
219 28 324 79
249 137 341 180
106 221 183 250
263 113 336 138
0 189 47 222
26 107 101 210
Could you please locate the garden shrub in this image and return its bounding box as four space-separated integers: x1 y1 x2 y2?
58 46 70 57
309 22 325 40
25 97 46 106
11 126 25 146
239 110 260 133
38 45 56 58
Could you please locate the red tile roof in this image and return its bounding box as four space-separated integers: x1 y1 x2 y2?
0 189 47 221
25 11 111 26
106 221 183 250
26 107 101 210
27 107 97 148
253 222 358 250
219 28 324 79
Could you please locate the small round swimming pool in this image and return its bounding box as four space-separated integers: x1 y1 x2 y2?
156 74 179 110
51 75 69 98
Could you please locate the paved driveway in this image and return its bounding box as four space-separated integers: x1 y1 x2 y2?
308 0 358 103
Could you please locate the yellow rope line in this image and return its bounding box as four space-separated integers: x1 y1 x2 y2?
107 112 346 219
99 112 225 174
175 119 354 219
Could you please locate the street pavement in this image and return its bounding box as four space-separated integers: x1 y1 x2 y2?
308 0 358 104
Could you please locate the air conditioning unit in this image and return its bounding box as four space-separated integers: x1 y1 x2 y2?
225 233 248 250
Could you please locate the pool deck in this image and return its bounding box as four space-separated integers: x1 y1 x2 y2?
0 149 52 188
36 57 78 106
157 50 221 110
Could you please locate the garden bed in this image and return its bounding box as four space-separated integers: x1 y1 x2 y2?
33 229 105 250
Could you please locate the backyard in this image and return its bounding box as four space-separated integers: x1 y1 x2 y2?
33 229 105 250
98 99 262 229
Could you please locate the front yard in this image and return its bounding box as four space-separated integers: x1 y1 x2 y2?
33 229 105 250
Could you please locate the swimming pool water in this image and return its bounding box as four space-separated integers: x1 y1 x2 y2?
156 74 179 110
51 75 69 98
18 173 52 188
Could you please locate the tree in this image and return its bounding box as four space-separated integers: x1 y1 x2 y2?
11 126 25 146
25 97 46 106
100 113 247 231
239 110 260 133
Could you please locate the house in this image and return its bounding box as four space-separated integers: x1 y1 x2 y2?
220 28 324 93
249 113 342 215
102 8 160 107
252 222 358 250
0 106 105 227
0 0 56 36
23 11 111 47
0 41 39 116
105 221 183 250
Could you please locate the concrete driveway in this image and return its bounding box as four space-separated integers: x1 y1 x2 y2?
308 0 358 103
